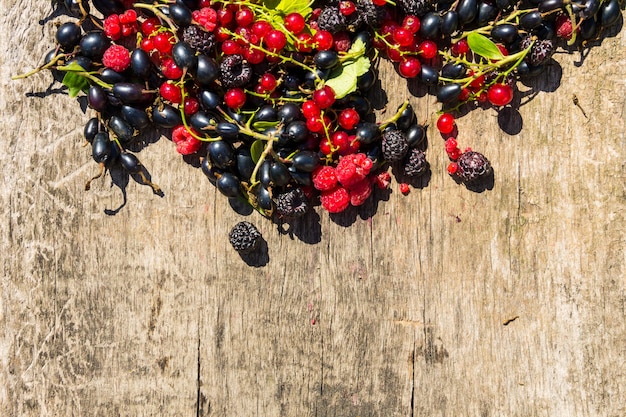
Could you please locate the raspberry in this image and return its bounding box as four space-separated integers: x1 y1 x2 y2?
103 15 122 40
172 125 202 155
555 14 573 40
456 151 492 183
193 7 218 32
374 170 391 189
349 178 372 206
312 165 338 191
403 148 428 177
219 54 252 89
229 221 262 253
274 188 309 219
333 31 352 52
102 45 131 72
182 25 216 55
382 129 409 162
320 186 350 213
335 153 373 189
317 6 347 34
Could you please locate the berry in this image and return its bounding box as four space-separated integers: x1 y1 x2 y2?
374 171 392 189
520 36 554 66
274 188 309 219
235 6 255 27
436 113 455 134
447 162 459 175
302 100 321 119
192 7 218 32
229 221 262 253
349 178 372 206
338 108 360 130
313 30 334 50
161 58 184 79
259 73 277 92
403 148 429 177
312 165 338 191
284 12 306 34
418 40 438 59
335 153 373 188
220 54 252 88
265 29 287 51
381 129 409 162
487 83 514 107
556 14 573 40
172 125 202 155
399 183 410 194
398 57 421 78
393 27 414 47
102 44 131 72
358 0 386 27
320 186 350 213
456 151 492 183
182 25 215 55
397 0 431 16
317 6 346 34
224 88 246 109
402 15 421 33
160 81 182 103
313 85 336 109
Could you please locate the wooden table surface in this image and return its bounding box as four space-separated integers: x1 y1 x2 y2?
1 2 625 416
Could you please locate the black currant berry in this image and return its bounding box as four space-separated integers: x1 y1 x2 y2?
208 140 235 169
291 151 320 172
56 22 82 51
79 31 109 59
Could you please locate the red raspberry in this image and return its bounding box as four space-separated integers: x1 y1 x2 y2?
374 171 391 189
320 186 350 213
335 153 373 189
556 14 573 40
103 15 122 40
399 183 410 195
102 45 131 72
193 7 218 32
312 165 338 191
349 178 372 206
333 31 352 52
172 125 202 155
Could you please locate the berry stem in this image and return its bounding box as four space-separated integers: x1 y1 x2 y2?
378 99 410 131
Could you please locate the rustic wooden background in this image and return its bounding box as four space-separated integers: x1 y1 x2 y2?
1 2 625 416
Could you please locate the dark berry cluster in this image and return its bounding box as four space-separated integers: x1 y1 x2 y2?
14 0 623 254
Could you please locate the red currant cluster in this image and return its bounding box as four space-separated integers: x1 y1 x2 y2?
14 0 623 242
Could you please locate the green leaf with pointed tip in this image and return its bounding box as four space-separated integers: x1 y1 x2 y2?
467 32 504 61
252 120 280 131
324 55 370 99
61 68 89 98
347 38 366 55
250 139 265 164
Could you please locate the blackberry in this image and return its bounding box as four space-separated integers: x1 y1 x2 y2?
229 221 262 253
317 6 347 34
182 25 215 55
397 0 432 16
457 151 492 183
274 188 309 219
382 129 409 162
403 148 429 177
520 36 554 66
357 0 386 28
219 54 252 89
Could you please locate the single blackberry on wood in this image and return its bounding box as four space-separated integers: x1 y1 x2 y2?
457 151 492 183
219 54 252 89
397 0 432 16
520 36 554 66
274 188 309 219
317 6 347 33
182 25 215 55
382 129 409 162
403 148 429 177
229 221 262 253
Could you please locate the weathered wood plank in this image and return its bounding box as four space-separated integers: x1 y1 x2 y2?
1 2 624 417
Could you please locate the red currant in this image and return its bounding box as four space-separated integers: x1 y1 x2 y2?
451 39 469 56
251 20 272 39
338 108 360 130
284 12 306 34
393 27 414 47
444 138 458 153
161 58 184 80
242 47 265 64
235 7 254 27
436 113 455 134
372 0 387 5
339 1 356 15
160 81 182 104
141 18 160 36
224 88 246 109
312 85 336 109
487 83 513 106
259 73 277 92
398 57 421 78
265 29 287 51
183 97 200 115
153 32 174 54
221 39 242 55
313 30 334 51
418 40 438 59
216 7 234 27
295 33 313 52
447 162 459 174
302 100 321 119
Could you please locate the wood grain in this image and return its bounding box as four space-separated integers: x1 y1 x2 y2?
1 2 624 416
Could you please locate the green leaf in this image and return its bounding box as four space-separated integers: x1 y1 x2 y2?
467 32 504 61
324 55 371 99
271 0 312 18
62 71 89 98
250 140 265 164
347 38 366 56
252 120 279 131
